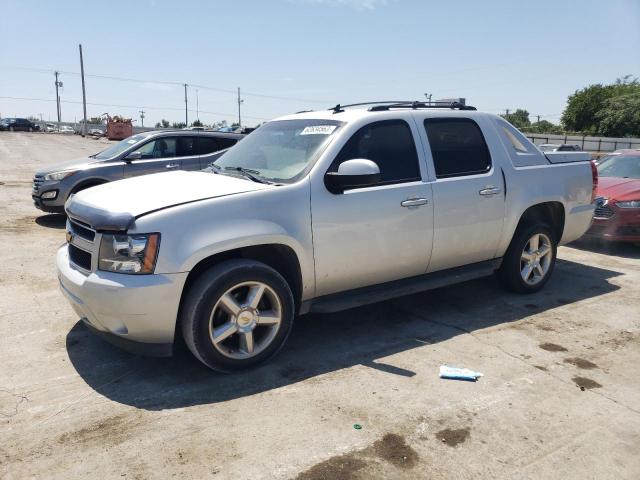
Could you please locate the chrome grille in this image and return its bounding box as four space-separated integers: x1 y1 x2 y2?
594 197 614 219
32 174 44 195
66 217 97 272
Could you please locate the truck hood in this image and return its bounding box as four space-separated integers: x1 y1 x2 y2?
65 170 271 231
597 176 640 201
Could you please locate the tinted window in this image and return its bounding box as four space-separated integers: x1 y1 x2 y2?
198 137 220 155
332 120 420 183
424 118 491 178
176 136 196 157
558 145 578 151
218 137 239 149
137 137 177 159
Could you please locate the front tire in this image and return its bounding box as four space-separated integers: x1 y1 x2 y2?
180 259 295 372
497 224 557 293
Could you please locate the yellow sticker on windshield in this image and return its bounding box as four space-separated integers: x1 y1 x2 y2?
300 125 337 135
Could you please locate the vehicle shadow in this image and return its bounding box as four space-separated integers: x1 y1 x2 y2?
569 237 640 260
35 214 66 229
65 258 623 411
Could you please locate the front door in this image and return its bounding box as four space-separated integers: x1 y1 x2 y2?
124 136 182 177
312 119 434 297
420 117 506 272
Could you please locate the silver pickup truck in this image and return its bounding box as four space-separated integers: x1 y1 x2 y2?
57 102 596 372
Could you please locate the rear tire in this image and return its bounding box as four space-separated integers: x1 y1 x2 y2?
497 223 557 293
180 259 295 372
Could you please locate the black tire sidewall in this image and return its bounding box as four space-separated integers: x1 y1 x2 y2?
499 223 557 293
182 260 295 372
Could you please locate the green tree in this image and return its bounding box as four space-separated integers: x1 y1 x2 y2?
171 122 186 129
525 120 564 135
561 76 640 135
595 90 640 137
500 109 530 129
191 119 203 127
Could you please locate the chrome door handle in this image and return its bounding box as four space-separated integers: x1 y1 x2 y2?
165 163 180 169
479 187 501 196
401 198 428 207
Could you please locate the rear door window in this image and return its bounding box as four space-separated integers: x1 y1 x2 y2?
217 137 239 149
197 137 220 155
331 120 421 184
423 118 491 178
176 136 197 157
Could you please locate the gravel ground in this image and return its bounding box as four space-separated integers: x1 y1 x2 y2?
1 132 639 480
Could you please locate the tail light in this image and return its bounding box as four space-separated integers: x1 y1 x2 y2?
590 160 598 202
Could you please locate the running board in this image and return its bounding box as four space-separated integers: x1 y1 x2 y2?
301 259 502 314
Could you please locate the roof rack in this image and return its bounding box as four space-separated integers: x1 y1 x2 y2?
330 101 476 113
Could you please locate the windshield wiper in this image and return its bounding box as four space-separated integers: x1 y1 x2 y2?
224 166 269 184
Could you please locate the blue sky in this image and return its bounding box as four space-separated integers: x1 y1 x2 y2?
1 0 639 126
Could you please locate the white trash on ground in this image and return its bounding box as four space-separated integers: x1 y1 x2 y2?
439 365 483 381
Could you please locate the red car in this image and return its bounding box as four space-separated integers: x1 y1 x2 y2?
586 152 640 243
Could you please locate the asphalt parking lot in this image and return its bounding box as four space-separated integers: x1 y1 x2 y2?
1 132 639 479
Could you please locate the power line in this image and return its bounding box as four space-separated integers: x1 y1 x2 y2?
0 65 329 104
0 95 271 120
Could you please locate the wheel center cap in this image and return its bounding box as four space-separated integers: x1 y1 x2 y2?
237 310 255 327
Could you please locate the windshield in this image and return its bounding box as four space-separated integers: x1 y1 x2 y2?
212 119 343 183
93 134 148 159
597 155 640 179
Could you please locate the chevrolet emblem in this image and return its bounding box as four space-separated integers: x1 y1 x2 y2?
66 231 73 243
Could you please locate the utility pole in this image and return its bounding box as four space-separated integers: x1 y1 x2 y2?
54 71 62 124
79 44 88 137
424 93 432 105
505 109 510 116
139 110 145 128
237 87 243 127
184 84 188 126
196 89 199 122
536 115 541 123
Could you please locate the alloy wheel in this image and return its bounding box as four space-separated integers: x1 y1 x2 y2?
520 233 552 285
208 281 282 359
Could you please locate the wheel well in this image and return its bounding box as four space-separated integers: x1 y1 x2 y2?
177 244 303 328
71 179 107 195
517 202 565 242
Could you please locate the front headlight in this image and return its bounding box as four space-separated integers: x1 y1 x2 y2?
616 200 640 209
44 170 77 181
98 233 160 274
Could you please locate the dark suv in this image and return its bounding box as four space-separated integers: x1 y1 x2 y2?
33 130 243 214
0 118 40 132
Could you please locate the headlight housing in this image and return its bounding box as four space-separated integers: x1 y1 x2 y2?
616 200 640 209
98 233 160 274
44 170 77 181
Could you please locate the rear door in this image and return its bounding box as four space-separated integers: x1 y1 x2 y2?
176 136 201 171
419 116 506 272
198 135 240 168
124 136 181 177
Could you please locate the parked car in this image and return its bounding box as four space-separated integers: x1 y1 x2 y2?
0 117 40 132
586 152 640 243
58 126 75 135
44 123 58 133
33 130 244 214
88 128 104 137
57 102 595 372
538 143 582 152
593 148 640 166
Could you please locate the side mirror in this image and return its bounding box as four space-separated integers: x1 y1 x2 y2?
324 159 381 194
124 151 142 162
